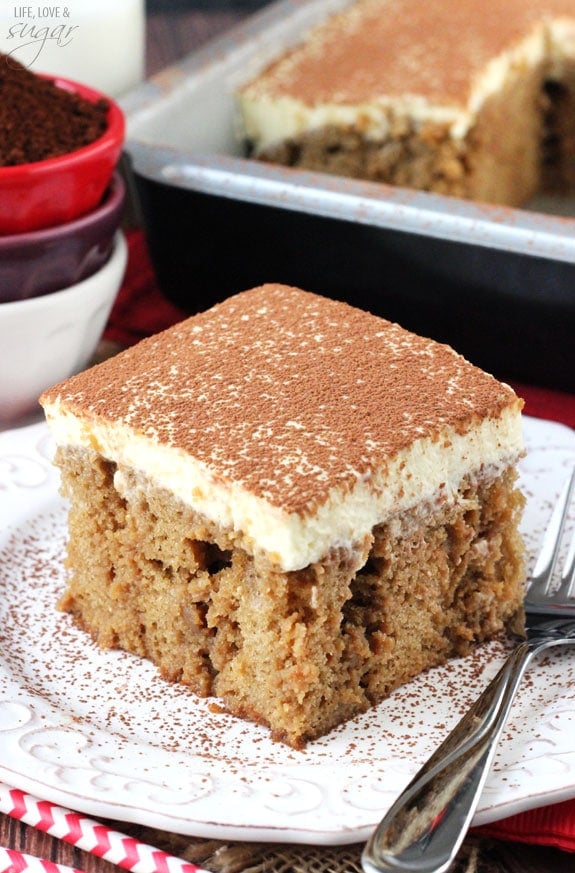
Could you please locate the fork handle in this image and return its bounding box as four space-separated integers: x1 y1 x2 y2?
362 640 535 873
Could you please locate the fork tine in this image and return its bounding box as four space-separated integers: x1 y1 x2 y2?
526 467 575 607
557 506 575 599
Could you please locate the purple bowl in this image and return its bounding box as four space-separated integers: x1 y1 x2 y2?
0 171 125 303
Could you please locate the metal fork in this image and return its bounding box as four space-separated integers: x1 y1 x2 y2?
362 467 575 873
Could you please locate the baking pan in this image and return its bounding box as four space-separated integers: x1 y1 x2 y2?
122 0 575 392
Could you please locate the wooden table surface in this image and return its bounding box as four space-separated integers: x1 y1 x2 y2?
2 4 574 872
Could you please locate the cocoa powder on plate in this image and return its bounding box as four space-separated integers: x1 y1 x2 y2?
0 52 109 166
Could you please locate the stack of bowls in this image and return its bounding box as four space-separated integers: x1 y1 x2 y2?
0 76 128 423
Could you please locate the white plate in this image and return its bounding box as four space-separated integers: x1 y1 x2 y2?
0 416 574 846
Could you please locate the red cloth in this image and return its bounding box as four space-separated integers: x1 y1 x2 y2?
104 230 187 347
513 381 575 431
105 230 575 852
473 799 575 852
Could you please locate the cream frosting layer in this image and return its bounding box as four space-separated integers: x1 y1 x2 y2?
238 0 575 148
44 399 523 571
41 285 524 572
240 28 546 146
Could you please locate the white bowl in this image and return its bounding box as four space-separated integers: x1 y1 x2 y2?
0 231 127 423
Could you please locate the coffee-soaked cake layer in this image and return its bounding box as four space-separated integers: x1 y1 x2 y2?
238 0 575 205
41 284 525 746
56 446 524 747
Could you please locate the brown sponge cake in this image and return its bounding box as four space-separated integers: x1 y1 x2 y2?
41 284 525 747
238 0 575 205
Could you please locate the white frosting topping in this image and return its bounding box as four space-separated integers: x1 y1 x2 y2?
238 4 574 148
44 401 522 571
41 285 524 572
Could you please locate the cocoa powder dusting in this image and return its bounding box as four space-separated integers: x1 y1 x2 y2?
0 52 109 166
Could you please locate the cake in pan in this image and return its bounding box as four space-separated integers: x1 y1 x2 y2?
238 0 575 206
41 285 525 747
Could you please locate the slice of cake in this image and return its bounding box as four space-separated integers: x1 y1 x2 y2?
237 0 575 205
41 284 525 748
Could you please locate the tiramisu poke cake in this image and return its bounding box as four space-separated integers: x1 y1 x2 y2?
41 285 525 748
238 0 575 205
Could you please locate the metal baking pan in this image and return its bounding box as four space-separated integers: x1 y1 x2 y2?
122 0 575 392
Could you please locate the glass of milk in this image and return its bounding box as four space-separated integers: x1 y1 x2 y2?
0 0 145 96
